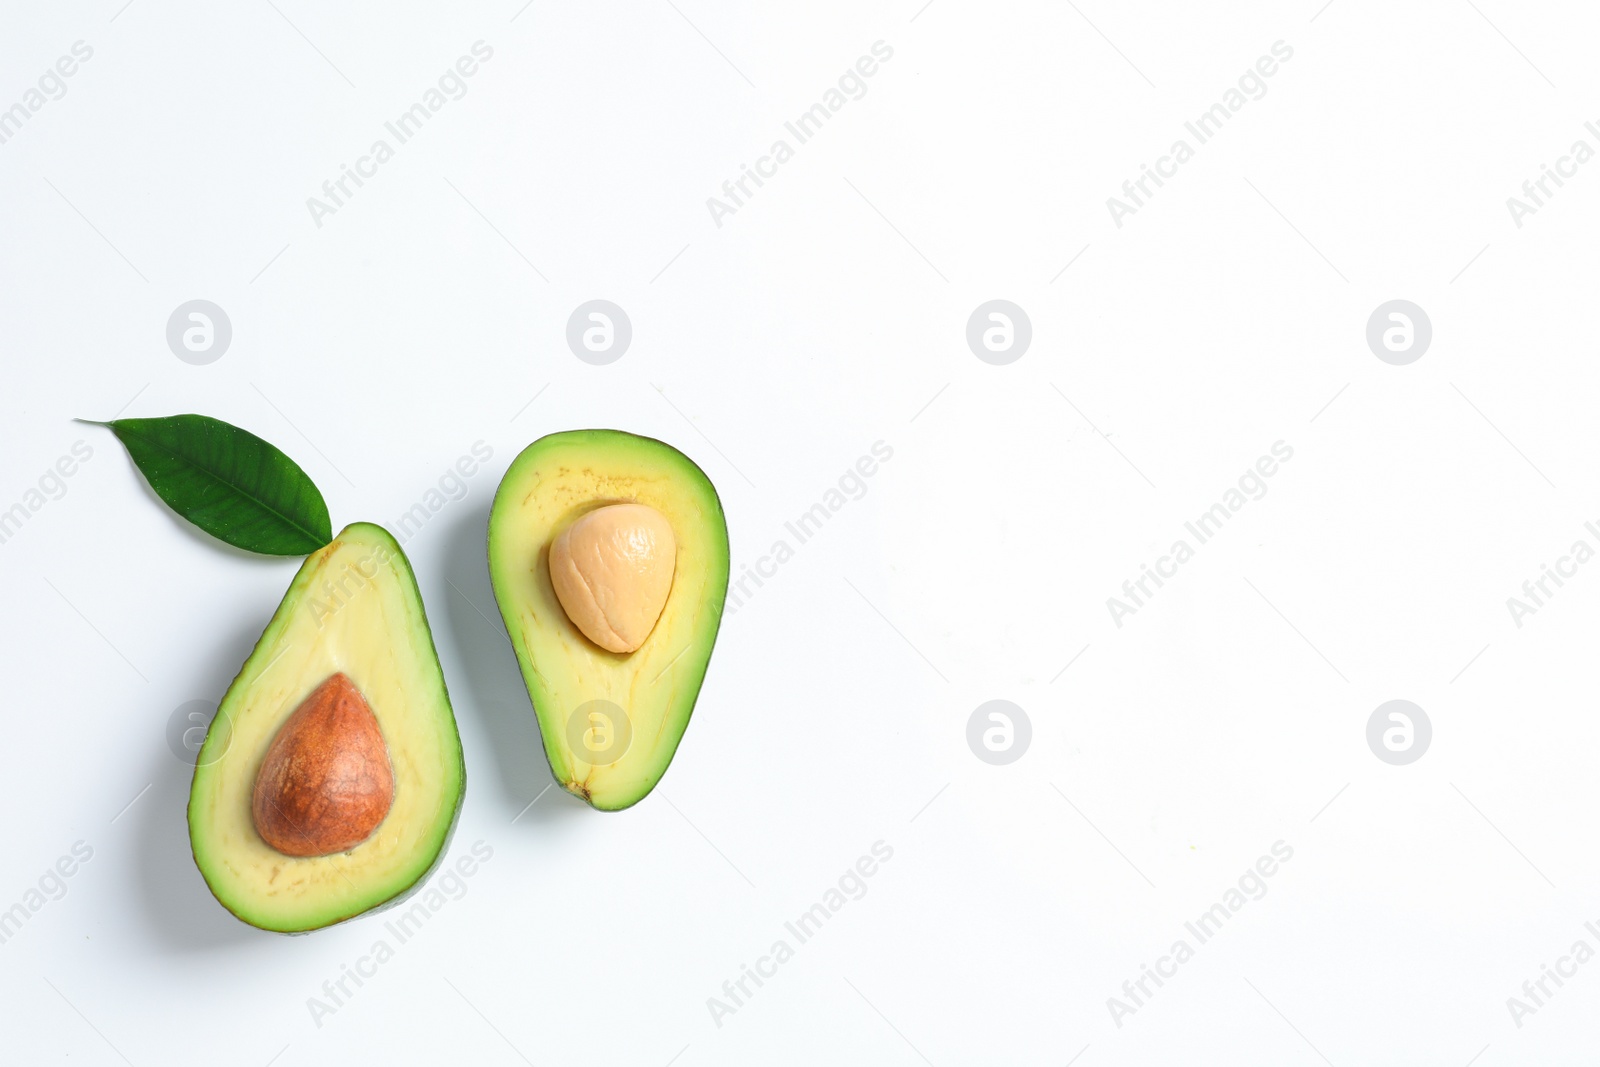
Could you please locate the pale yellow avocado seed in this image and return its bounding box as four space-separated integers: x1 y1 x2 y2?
548 503 677 653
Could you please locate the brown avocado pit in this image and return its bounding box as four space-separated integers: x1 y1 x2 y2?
251 672 395 858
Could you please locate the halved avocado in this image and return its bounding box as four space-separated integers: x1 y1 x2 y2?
188 522 465 933
487 430 729 811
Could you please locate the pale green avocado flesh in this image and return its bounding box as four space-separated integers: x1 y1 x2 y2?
487 430 730 811
188 523 465 933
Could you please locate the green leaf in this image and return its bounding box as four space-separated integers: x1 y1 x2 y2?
90 414 333 556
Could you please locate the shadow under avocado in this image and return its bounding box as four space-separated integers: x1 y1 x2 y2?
134 610 277 950
437 498 588 827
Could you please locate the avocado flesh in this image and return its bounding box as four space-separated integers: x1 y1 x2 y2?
188 523 465 933
488 430 729 811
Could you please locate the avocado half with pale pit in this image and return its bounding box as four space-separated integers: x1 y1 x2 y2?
488 430 729 811
188 523 465 933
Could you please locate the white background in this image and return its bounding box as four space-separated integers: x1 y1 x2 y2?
2 1 1599 1063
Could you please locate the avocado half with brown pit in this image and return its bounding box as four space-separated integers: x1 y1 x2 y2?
488 430 730 811
188 523 465 933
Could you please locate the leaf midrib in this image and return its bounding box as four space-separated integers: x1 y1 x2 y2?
117 421 328 548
